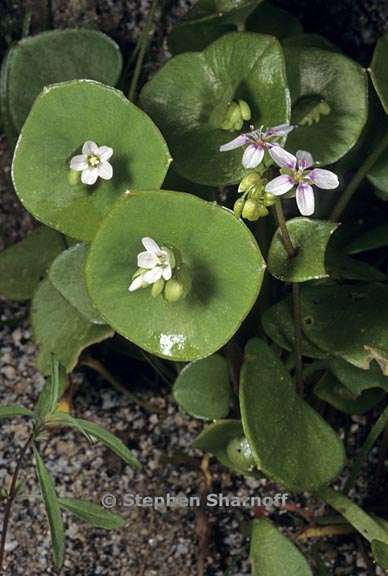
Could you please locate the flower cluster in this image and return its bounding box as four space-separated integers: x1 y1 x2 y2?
220 124 339 216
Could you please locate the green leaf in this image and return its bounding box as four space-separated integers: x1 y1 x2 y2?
262 298 328 359
141 33 290 185
371 540 388 569
31 278 113 374
76 418 140 469
370 34 388 115
284 45 368 165
1 29 123 132
326 250 385 282
86 190 265 361
35 359 67 420
184 0 263 25
173 354 231 419
283 33 338 52
58 497 126 529
168 21 234 55
367 147 388 198
318 487 388 545
328 357 388 395
240 338 345 491
346 223 388 254
193 419 258 475
0 405 33 420
33 448 65 569
314 373 384 414
300 283 388 372
12 80 171 241
246 4 303 39
0 226 64 301
268 218 338 282
250 518 313 576
49 243 105 324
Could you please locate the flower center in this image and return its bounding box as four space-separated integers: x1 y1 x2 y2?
88 154 100 167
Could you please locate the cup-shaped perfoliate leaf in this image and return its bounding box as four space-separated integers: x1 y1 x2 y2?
261 298 328 359
12 80 171 241
268 218 338 282
58 497 126 529
370 35 388 115
140 33 290 186
250 518 313 576
314 373 384 415
300 284 388 373
318 487 388 545
86 190 265 361
32 278 113 374
173 354 231 419
284 45 368 165
0 226 64 301
2 29 123 133
49 244 105 324
328 357 388 395
246 4 303 39
240 339 345 491
193 419 258 475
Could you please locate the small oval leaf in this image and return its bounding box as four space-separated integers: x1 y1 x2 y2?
58 497 126 529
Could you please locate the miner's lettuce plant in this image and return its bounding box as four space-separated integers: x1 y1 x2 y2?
2 2 388 573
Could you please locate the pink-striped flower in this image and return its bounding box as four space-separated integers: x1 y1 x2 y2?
219 124 294 169
265 148 339 216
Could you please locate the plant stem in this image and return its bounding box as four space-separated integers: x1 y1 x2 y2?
273 201 304 392
0 432 33 573
344 404 388 493
127 0 159 102
330 130 388 221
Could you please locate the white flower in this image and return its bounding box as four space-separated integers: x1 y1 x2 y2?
129 237 174 292
265 148 339 216
70 141 113 185
219 124 294 169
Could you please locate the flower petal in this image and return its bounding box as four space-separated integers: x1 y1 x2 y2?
98 146 113 162
162 265 172 281
142 237 162 255
266 124 294 137
268 146 297 169
296 182 315 216
265 175 295 196
143 267 163 284
137 251 158 269
242 144 264 169
97 161 113 180
70 154 88 171
219 134 248 152
129 274 146 292
82 141 98 155
296 150 314 170
81 167 98 185
309 168 339 190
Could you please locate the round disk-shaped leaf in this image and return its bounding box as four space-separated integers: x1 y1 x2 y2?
2 29 123 132
86 190 265 361
370 34 388 115
268 217 338 282
140 33 290 186
284 46 368 165
173 354 231 419
12 80 171 241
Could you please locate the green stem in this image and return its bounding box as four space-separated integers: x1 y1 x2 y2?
274 200 296 258
330 130 388 221
0 432 33 573
344 404 388 493
127 0 159 102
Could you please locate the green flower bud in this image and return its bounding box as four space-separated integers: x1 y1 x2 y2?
151 278 165 298
226 436 256 473
257 204 269 217
242 198 260 221
238 172 262 193
68 169 80 185
221 118 234 131
263 192 276 206
233 197 245 218
228 102 241 125
233 117 244 132
238 99 252 121
163 268 191 303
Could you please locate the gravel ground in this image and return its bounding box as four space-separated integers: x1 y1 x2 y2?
1 1 388 574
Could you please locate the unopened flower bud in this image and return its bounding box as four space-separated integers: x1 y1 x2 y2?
238 172 262 193
228 102 241 126
151 278 165 298
233 197 245 218
68 169 80 185
233 118 243 131
242 198 260 221
238 99 252 121
164 269 191 303
263 192 276 206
